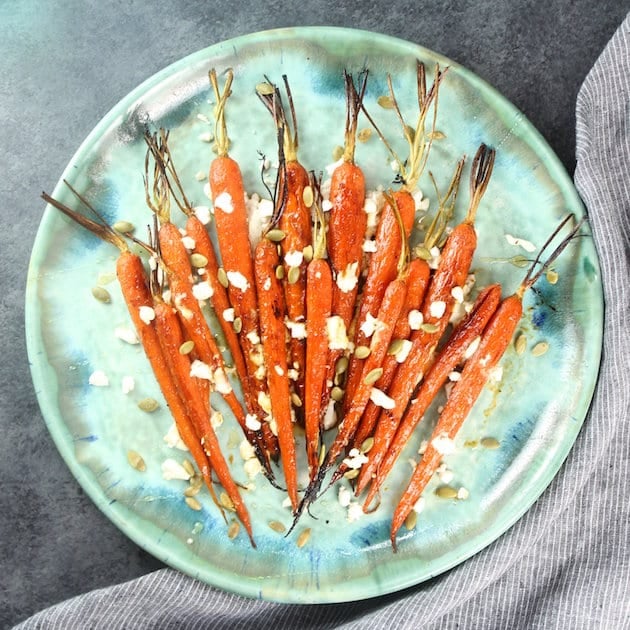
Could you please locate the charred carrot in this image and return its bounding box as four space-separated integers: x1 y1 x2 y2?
344 63 447 408
389 214 583 549
355 144 495 495
361 283 501 510
303 178 333 480
254 234 299 511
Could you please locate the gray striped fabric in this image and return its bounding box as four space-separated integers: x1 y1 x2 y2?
15 15 630 630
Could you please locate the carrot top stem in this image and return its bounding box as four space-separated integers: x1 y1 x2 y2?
382 189 410 276
342 69 368 163
143 131 172 225
209 67 234 157
309 171 328 260
465 143 496 224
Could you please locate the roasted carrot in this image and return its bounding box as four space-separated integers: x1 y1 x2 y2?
361 283 501 510
389 214 583 549
303 177 333 480
254 234 299 511
344 63 447 408
355 144 495 495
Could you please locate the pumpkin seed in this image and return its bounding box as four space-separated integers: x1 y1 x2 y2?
420 323 439 334
387 339 404 356
435 485 458 499
227 521 240 539
428 130 446 140
332 145 344 161
256 81 275 95
232 317 242 333
532 341 549 357
183 484 200 497
217 268 229 288
302 245 314 263
481 436 500 449
268 520 286 533
91 286 111 303
296 528 311 548
364 367 383 385
287 266 300 284
185 496 202 511
331 386 344 402
546 269 559 284
377 95 395 109
415 245 432 260
179 340 195 355
509 255 530 268
97 271 117 285
514 333 527 355
344 468 359 480
220 492 235 512
127 450 146 472
302 186 314 208
138 398 159 413
113 220 135 233
190 253 208 268
358 127 372 142
360 437 374 453
291 393 302 408
275 265 285 279
266 228 286 242
354 345 371 359
404 510 418 530
182 459 195 477
318 443 326 466
335 356 348 375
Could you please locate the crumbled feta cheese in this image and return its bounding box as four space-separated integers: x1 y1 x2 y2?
274 365 284 376
347 502 364 523
395 339 413 363
322 400 337 430
505 233 536 252
138 306 155 325
210 411 223 428
413 497 426 513
121 375 135 394
360 312 380 338
244 458 263 479
226 271 249 291
418 440 428 455
181 235 196 250
432 433 456 455
338 485 352 507
262 277 271 291
245 413 261 431
451 286 465 303
408 309 424 330
336 261 359 293
437 463 454 483
163 423 188 451
362 239 377 253
213 367 232 394
254 365 266 380
88 370 109 387
190 360 213 380
489 365 504 383
222 308 235 322
429 300 446 318
239 439 256 461
286 320 307 339
369 387 396 409
464 336 481 359
428 246 441 270
246 330 260 345
214 191 234 214
194 206 211 225
343 448 369 470
268 417 278 436
322 199 333 212
192 281 213 301
284 250 304 267
257 391 272 414
457 487 470 500
161 458 191 481
114 326 139 345
326 316 349 350
287 368 299 381
448 371 461 382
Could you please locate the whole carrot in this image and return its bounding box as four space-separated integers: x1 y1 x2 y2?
361 283 501 510
355 144 495 494
389 214 583 550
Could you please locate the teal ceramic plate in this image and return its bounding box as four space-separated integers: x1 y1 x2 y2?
26 27 603 603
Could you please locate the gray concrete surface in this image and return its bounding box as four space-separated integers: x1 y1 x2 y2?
0 1 627 627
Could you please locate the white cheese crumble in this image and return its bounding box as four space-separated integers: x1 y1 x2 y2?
286 320 307 340
244 458 263 479
257 391 272 414
432 433 456 455
343 448 369 470
464 336 482 359
239 439 256 461
181 235 196 250
347 502 364 523
163 423 189 451
161 458 191 481
88 370 109 387
245 413 261 431
428 246 441 270
362 239 377 253
395 339 413 363
437 463 454 483
192 281 213 301
190 360 213 381
274 365 284 376
451 286 465 303
369 387 396 409
214 191 234 214
114 326 139 345
246 330 260 345
413 496 426 513
287 368 299 381
194 206 211 225
505 233 536 252
408 309 424 330
262 277 271 291
457 487 470 500
326 316 349 350
213 367 232 394
489 365 504 383
121 375 135 394
429 300 446 319
222 308 235 322
360 312 380 338
138 306 155 325
338 485 352 507
210 411 223 428
226 271 249 292
336 261 360 293
322 400 337 430
322 199 333 212
448 371 462 382
284 250 304 267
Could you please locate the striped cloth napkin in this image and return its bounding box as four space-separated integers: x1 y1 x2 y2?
15 14 630 630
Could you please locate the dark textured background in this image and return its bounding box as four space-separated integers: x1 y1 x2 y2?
0 1 627 627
